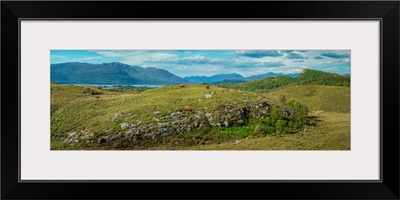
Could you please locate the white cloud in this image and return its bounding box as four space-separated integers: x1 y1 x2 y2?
90 50 178 65
326 66 339 72
56 50 350 76
91 50 124 57
51 55 66 59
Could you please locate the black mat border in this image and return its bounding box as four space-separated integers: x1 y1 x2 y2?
1 1 399 199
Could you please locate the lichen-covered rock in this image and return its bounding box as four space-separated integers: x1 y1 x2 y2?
61 99 277 146
112 113 122 121
106 133 124 143
120 123 130 129
98 138 106 144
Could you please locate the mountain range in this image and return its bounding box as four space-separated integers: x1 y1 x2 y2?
51 62 189 85
184 72 299 84
50 62 306 85
184 73 244 84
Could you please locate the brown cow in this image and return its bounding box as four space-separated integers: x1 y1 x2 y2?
185 105 192 112
95 95 100 99
179 84 185 88
205 85 209 89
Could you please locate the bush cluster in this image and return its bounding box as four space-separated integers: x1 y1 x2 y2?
83 88 103 95
249 95 314 135
99 86 152 93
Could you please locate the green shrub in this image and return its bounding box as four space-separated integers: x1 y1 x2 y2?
275 119 287 134
263 125 275 134
253 125 264 134
270 105 283 121
285 99 308 121
237 119 245 125
250 99 312 135
83 88 103 95
288 121 294 128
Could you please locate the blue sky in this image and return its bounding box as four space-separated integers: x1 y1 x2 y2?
51 50 350 77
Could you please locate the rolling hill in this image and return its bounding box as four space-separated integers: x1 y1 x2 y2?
179 84 351 150
264 85 350 112
51 83 314 150
218 69 350 92
245 72 299 81
51 83 350 150
50 67 351 150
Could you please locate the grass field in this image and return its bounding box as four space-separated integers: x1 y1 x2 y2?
153 85 351 150
51 84 350 150
265 85 350 112
176 112 350 150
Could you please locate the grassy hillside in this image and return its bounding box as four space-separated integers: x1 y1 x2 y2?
51 83 350 150
219 76 294 92
51 83 115 115
264 85 350 112
219 69 350 93
175 85 351 150
177 112 350 150
51 84 314 150
297 69 340 80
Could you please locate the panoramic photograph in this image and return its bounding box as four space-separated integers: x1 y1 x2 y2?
50 50 350 150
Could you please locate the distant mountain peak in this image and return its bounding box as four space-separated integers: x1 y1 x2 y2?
184 73 244 84
51 62 189 85
101 62 132 67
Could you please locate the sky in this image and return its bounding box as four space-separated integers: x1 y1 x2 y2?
50 50 351 77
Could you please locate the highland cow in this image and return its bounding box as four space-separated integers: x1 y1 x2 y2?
185 105 192 112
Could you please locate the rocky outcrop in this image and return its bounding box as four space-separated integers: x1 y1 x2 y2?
61 100 274 146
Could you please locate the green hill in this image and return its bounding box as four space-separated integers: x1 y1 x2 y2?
218 69 350 92
264 85 350 112
219 76 294 92
296 69 338 80
181 112 350 150
214 78 247 84
51 83 111 115
169 85 351 150
51 84 313 150
295 69 350 87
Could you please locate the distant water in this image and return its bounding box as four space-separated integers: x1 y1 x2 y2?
61 84 165 88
